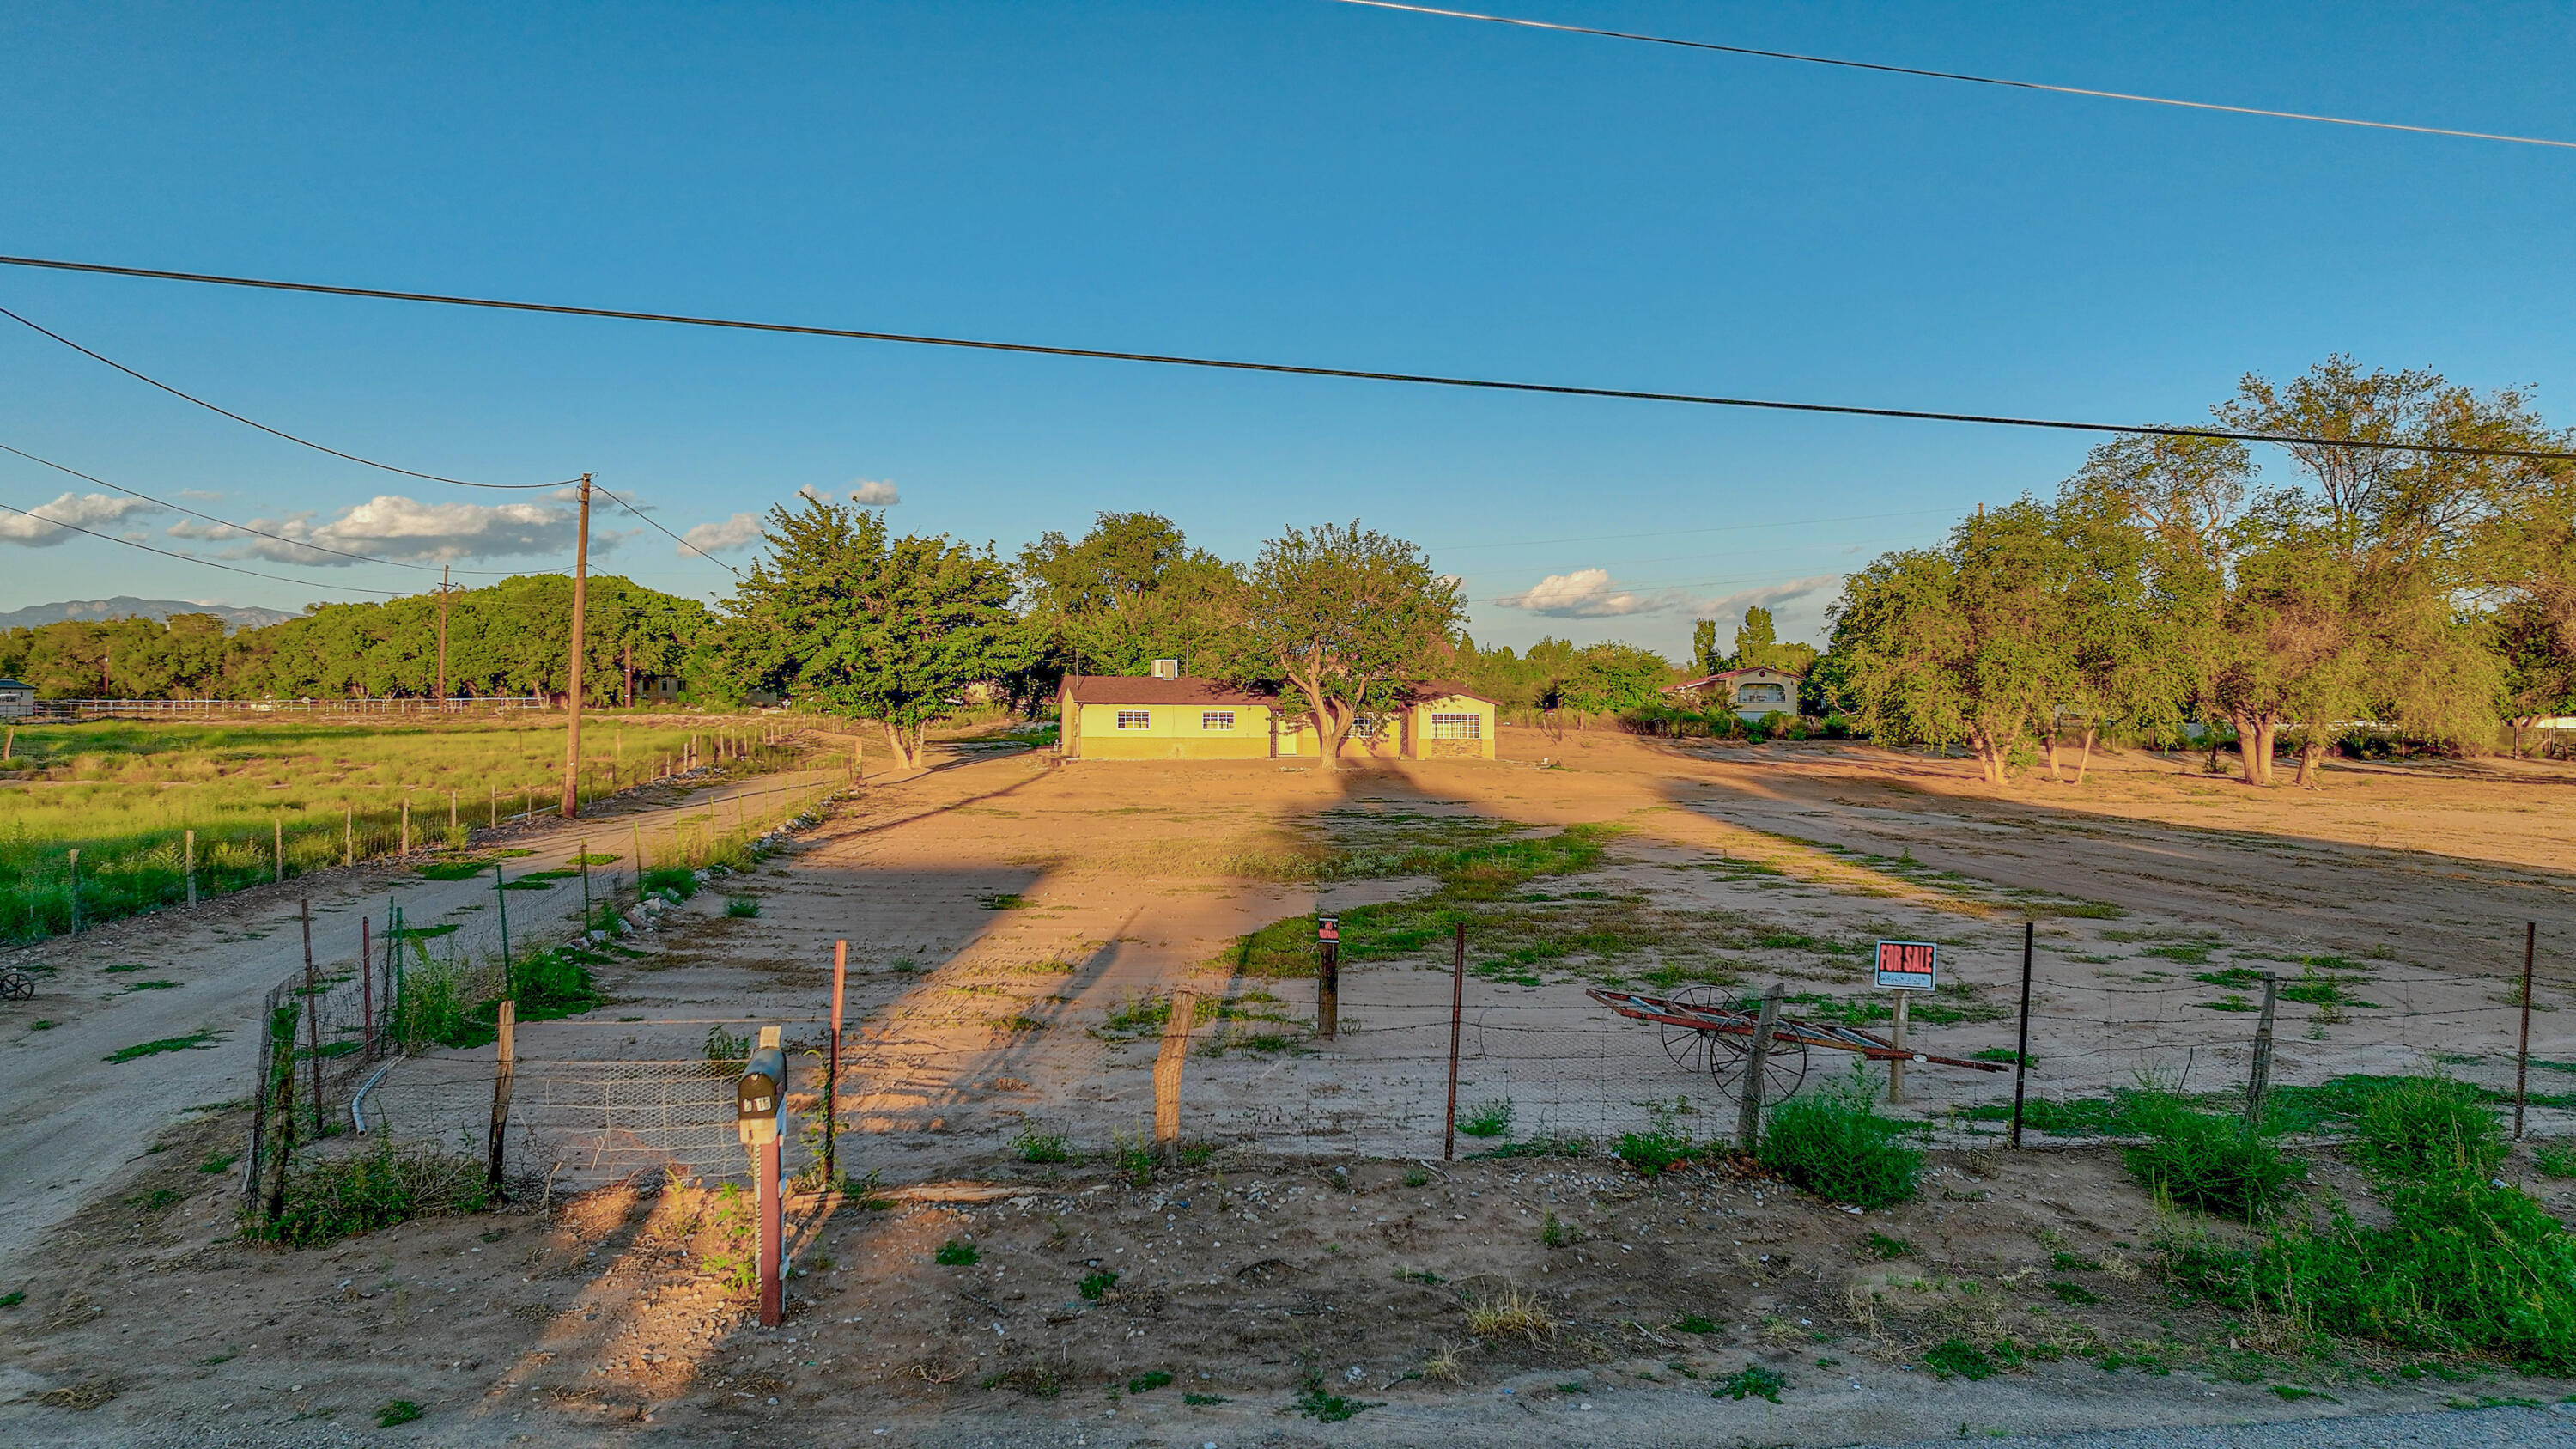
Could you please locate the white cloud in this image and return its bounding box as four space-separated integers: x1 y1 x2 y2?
680 512 765 556
1688 574 1845 626
848 479 900 506
0 490 162 547
1496 568 1668 618
170 494 577 566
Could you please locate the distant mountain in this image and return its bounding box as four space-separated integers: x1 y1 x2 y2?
0 597 302 632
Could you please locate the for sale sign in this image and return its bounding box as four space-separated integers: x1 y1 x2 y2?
1317 916 1340 944
1874 940 1938 991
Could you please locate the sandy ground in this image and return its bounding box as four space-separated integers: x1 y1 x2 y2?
5 724 2576 1445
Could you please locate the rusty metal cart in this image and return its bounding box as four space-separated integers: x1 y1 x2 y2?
1587 986 2007 1103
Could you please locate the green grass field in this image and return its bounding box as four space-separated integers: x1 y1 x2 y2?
0 715 792 944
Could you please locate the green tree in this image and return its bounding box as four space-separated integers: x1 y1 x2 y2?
1824 502 2074 786
1691 618 1718 676
1015 512 1246 696
720 496 1022 767
1236 521 1463 772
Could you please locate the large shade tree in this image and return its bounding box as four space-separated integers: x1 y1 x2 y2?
720 496 1021 768
1237 521 1463 771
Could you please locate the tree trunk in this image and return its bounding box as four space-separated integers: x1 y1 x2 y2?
2073 725 2098 787
1967 728 2008 787
882 720 915 770
2043 724 2061 783
2228 712 2261 786
2254 716 2278 786
1293 677 1342 773
2293 736 2327 788
2511 718 2530 758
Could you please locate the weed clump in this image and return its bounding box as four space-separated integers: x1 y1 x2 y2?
260 1141 489 1247
724 895 759 918
2121 1095 2304 1222
1464 1284 1557 1342
1758 1068 1922 1209
1012 1124 1071 1163
1457 1098 1514 1139
934 1239 980 1267
1716 1363 1786 1402
2348 1076 2503 1180
1922 1339 1996 1380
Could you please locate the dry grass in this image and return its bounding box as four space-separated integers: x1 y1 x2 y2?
1463 1283 1558 1342
1419 1342 1467 1383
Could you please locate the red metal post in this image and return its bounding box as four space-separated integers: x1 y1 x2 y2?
757 1134 784 1328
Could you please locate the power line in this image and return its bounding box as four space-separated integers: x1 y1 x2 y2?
1437 506 1958 551
592 481 743 576
7 253 2569 462
1324 0 2576 151
0 440 524 575
0 304 576 490
0 495 410 596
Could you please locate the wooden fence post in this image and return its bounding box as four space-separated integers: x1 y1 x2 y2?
185 830 197 907
1735 983 1784 1153
274 815 283 882
301 900 325 1131
487 1000 516 1194
343 806 353 868
1154 986 1197 1159
2243 972 2280 1128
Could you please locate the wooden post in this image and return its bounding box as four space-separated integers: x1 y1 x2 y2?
560 473 592 819
450 789 458 832
184 830 197 906
401 798 410 855
1154 985 1196 1158
343 806 353 868
1735 983 1783 1153
2009 921 2035 1149
301 901 325 1131
633 821 646 875
361 916 375 1062
1444 922 1467 1161
2517 922 2538 1141
579 837 592 924
1888 989 1911 1105
66 849 79 934
274 815 284 882
1316 916 1340 1040
756 1025 784 1330
489 785 497 828
2244 972 2280 1128
264 1006 296 1221
487 1000 516 1193
826 940 845 1189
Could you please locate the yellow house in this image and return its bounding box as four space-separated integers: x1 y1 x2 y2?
1663 666 1803 721
1059 673 1498 762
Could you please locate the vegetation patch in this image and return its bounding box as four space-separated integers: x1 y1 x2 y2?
2121 1095 2305 1221
1716 1364 1786 1402
104 1031 222 1063
1759 1069 1922 1209
260 1141 489 1248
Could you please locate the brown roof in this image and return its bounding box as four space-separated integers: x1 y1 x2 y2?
1061 675 1497 708
1061 674 1276 707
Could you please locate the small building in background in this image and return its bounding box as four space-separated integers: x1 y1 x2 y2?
1663 666 1803 721
0 678 33 718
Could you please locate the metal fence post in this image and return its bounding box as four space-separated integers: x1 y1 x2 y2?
1444 922 1467 1162
493 862 513 989
301 900 325 1131
826 939 845 1189
361 916 375 1062
2010 922 2035 1149
2517 922 2538 1141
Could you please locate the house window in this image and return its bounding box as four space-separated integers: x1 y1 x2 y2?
1201 710 1236 731
1115 709 1151 730
1429 712 1481 740
1738 684 1786 704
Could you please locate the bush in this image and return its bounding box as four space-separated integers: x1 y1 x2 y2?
261 1141 489 1247
2121 1097 2305 1221
1458 1099 1515 1139
2348 1076 2504 1181
641 865 698 899
1716 1364 1785 1402
934 1239 980 1266
1615 1125 1695 1178
725 895 759 918
2257 1177 2576 1371
1922 1339 1996 1380
1758 1069 1922 1209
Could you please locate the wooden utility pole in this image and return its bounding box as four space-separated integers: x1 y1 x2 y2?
435 564 452 704
560 473 592 819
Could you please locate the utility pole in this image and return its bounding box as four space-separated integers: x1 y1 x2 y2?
435 564 452 705
560 473 592 819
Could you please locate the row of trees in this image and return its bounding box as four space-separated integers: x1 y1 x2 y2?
0 575 719 703
1820 357 2576 784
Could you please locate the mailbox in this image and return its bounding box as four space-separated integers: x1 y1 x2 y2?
738 1039 787 1147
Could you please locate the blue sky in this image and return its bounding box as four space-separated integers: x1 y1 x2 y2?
3 1 2571 658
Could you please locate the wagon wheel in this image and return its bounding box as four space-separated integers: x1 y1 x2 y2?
1656 983 1727 1077
0 969 32 1002
1710 1031 1810 1105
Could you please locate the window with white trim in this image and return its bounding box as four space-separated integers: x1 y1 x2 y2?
1201 710 1236 731
1429 712 1481 740
1115 709 1151 730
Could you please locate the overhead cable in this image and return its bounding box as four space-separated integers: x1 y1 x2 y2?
0 304 576 490
592 480 744 576
0 440 521 575
5 254 2569 462
1324 0 2576 151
